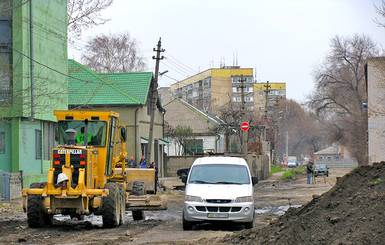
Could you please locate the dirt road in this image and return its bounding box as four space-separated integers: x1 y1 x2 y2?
0 168 352 244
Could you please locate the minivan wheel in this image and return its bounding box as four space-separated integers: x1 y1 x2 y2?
244 214 255 229
182 217 194 230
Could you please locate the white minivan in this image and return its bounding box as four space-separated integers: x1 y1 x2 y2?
181 157 258 230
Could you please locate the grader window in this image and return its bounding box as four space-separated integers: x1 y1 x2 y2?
57 120 107 146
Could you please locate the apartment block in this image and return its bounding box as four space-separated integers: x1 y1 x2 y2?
254 82 286 114
170 66 253 114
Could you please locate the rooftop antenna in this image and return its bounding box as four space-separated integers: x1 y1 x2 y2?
233 52 235 66
236 51 239 66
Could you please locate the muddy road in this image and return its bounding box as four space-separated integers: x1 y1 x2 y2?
0 168 352 244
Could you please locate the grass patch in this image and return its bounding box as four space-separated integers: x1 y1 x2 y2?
374 178 383 185
281 172 293 179
281 167 306 179
271 165 285 174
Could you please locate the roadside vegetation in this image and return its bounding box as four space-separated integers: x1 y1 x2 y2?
281 167 306 179
270 165 285 174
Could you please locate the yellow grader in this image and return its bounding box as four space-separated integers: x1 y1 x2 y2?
22 111 166 228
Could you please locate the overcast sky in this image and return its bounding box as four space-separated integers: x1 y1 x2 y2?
68 0 385 103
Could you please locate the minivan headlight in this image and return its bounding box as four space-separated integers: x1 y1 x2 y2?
235 196 253 203
185 195 203 202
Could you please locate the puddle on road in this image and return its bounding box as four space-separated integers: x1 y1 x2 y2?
255 205 301 216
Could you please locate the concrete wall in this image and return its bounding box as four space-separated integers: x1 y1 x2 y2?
166 156 196 177
165 154 270 181
367 57 385 165
315 159 358 168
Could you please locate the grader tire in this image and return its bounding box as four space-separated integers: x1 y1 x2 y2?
103 183 120 228
131 181 145 221
27 183 45 228
132 181 145 195
118 184 126 225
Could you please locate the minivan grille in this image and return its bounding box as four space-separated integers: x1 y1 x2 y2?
195 206 242 213
206 199 231 204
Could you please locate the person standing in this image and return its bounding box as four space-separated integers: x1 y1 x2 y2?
127 156 137 168
149 162 159 194
139 155 147 168
306 160 314 184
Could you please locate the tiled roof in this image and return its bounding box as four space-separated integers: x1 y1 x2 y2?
68 59 153 105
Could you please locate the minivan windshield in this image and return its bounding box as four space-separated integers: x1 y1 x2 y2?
188 164 250 184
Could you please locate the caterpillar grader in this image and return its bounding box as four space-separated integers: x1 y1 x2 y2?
22 111 167 228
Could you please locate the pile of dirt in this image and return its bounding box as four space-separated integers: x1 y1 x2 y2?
220 162 385 245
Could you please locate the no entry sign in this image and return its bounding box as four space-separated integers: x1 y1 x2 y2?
241 122 249 131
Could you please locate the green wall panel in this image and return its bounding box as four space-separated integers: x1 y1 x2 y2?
23 173 47 188
0 122 12 172
19 120 41 174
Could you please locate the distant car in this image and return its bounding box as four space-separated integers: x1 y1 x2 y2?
287 160 297 168
177 168 190 178
314 164 329 177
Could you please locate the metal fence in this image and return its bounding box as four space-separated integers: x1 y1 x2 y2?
0 170 10 201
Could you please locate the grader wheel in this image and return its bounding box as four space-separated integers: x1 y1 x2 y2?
27 182 49 228
117 184 126 225
102 183 121 228
132 181 145 221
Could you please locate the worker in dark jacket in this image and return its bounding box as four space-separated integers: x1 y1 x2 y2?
149 162 159 194
306 160 314 184
127 156 137 168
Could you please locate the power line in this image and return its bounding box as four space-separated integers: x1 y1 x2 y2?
164 51 198 74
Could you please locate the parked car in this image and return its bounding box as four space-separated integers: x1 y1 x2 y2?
177 168 190 178
314 164 329 177
181 157 258 230
287 160 297 168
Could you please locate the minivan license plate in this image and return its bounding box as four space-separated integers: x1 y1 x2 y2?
207 213 229 218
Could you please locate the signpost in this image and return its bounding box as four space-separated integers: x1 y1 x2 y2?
241 122 249 131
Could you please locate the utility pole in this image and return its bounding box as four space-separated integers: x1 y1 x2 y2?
146 38 164 166
238 75 247 159
263 81 271 141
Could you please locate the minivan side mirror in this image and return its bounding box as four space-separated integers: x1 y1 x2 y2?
252 176 258 186
182 175 188 184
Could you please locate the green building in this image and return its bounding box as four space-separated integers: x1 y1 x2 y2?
0 0 68 195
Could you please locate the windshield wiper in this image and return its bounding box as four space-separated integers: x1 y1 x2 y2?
190 180 212 184
213 181 243 185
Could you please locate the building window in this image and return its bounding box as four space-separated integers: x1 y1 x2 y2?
185 139 203 154
36 130 42 159
258 91 263 96
0 5 12 105
0 132 5 153
245 96 253 102
43 122 57 160
204 78 211 87
259 107 264 112
259 99 263 104
232 96 241 102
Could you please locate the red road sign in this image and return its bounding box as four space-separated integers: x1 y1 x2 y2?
241 122 249 131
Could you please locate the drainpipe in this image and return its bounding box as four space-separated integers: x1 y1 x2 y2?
134 106 139 161
215 135 220 153
30 0 35 119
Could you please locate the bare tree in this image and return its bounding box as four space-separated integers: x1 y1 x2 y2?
81 32 147 73
375 0 385 28
67 0 113 40
165 124 195 156
307 34 379 165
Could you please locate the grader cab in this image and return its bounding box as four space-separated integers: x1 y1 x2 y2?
22 111 166 228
